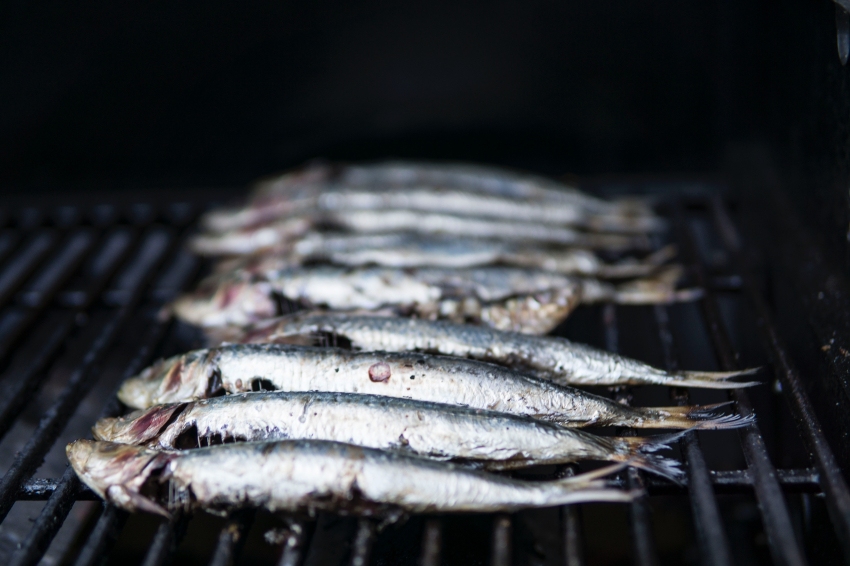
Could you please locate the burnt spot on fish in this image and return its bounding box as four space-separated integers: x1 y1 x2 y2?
206 368 225 397
251 379 277 392
368 362 391 382
313 331 353 350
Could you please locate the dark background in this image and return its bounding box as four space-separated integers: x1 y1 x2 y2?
0 1 848 263
1 1 771 186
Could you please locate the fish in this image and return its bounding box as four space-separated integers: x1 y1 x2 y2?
209 235 677 278
203 186 664 237
92 391 683 481
169 265 700 332
67 439 638 518
190 210 650 257
202 161 659 234
116 343 752 431
207 312 760 389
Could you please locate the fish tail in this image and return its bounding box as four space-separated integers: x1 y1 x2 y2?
596 245 678 279
630 402 755 430
549 463 640 504
662 367 761 389
611 266 703 305
609 434 685 484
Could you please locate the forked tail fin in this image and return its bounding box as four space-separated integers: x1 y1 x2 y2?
608 433 685 483
663 367 761 389
629 402 755 430
547 462 641 505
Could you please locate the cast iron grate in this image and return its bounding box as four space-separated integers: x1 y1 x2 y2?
0 189 847 566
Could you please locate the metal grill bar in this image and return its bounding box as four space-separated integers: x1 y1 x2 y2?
603 303 660 566
349 519 376 566
11 310 189 566
0 225 150 445
208 510 255 566
0 192 844 565
275 519 312 566
0 228 177 525
139 515 188 566
709 196 850 561
559 465 584 566
490 514 512 566
72 506 127 566
677 206 809 566
653 304 735 566
418 519 441 566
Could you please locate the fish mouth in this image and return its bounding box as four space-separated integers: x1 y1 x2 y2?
66 440 176 517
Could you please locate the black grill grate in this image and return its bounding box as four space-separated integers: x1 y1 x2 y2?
0 190 847 565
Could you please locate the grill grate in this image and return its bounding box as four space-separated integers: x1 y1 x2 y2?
0 190 847 565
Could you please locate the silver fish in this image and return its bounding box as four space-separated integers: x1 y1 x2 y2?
67 439 637 518
169 265 700 333
208 313 759 389
93 391 683 480
116 344 751 431
199 269 683 335
256 161 650 213
210 236 676 278
191 210 648 257
203 185 664 236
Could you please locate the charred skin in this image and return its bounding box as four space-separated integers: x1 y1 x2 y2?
67 439 636 517
94 391 683 482
117 344 753 431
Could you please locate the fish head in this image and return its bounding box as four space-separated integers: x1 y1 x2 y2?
67 440 174 517
93 403 185 445
169 277 278 327
118 350 221 409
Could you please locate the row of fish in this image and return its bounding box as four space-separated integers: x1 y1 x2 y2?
68 161 758 519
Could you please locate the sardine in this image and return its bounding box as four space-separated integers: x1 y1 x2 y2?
203 186 664 236
257 161 650 213
210 235 676 278
67 439 637 518
208 313 759 389
116 343 751 431
191 210 649 257
169 265 700 332
93 391 683 480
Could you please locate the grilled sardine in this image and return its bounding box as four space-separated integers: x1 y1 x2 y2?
67 439 637 518
117 344 751 431
94 391 683 480
209 313 759 389
170 265 700 333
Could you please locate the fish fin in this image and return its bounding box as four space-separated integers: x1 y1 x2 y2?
631 402 755 430
662 367 761 389
558 462 629 485
607 265 702 305
107 484 172 519
596 245 678 279
93 404 185 445
609 435 685 484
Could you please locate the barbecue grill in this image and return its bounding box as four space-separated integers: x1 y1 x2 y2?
4 1 850 564
0 187 843 566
